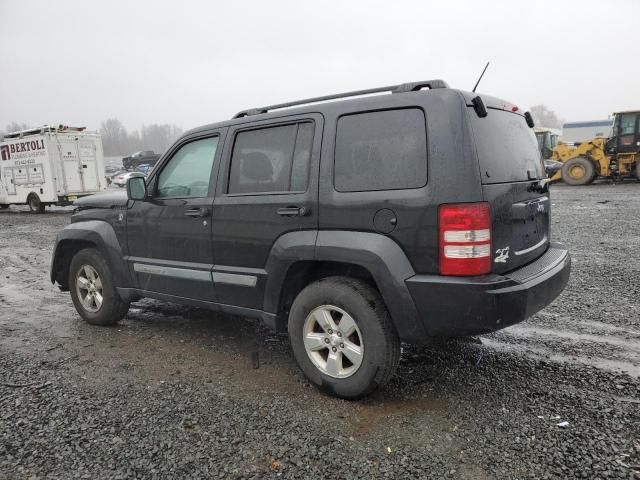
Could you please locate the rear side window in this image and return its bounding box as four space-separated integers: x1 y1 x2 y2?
228 122 314 194
470 110 544 184
334 109 427 192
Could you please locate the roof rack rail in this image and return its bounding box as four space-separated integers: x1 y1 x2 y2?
232 79 449 119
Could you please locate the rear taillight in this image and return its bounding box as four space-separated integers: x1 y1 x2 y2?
439 202 492 276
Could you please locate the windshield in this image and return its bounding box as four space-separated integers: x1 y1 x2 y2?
470 109 545 184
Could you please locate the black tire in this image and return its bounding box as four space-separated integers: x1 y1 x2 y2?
27 194 45 213
288 276 400 399
635 162 640 181
561 157 596 186
68 248 129 326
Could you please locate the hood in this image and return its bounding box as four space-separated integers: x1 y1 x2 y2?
74 191 128 209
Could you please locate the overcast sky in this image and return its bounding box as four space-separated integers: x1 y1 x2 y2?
1 0 638 132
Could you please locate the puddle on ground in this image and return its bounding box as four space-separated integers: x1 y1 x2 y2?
352 395 448 437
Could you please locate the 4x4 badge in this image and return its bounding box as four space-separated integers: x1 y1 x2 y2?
495 246 510 263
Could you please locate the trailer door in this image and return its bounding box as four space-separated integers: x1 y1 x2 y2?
78 139 100 191
4 168 16 195
57 138 83 192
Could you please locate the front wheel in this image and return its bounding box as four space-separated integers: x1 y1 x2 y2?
561 157 596 186
288 276 400 399
69 248 129 325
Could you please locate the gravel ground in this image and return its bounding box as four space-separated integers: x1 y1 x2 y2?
0 183 639 479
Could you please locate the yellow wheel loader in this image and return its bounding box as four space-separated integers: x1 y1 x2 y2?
549 110 640 185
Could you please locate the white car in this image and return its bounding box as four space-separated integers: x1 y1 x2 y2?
111 171 146 188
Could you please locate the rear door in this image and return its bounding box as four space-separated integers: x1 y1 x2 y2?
77 138 100 191
467 104 549 273
211 114 321 310
56 136 84 193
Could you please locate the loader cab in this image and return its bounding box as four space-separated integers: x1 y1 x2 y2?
534 127 561 159
610 111 640 154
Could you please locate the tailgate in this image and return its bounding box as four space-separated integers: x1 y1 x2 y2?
483 183 550 273
467 103 549 273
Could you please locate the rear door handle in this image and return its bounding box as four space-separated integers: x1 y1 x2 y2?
184 207 210 217
277 206 308 217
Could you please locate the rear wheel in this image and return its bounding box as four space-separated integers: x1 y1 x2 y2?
562 157 596 186
635 162 640 181
288 276 400 399
27 194 45 213
69 248 129 325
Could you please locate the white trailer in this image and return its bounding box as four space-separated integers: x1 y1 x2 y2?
0 125 107 212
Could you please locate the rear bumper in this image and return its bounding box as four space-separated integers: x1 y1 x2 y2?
405 243 571 338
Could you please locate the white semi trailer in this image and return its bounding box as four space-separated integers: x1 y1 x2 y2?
0 125 107 212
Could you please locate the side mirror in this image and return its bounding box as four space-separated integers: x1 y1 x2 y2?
127 176 147 200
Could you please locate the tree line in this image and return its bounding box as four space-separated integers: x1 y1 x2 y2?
2 104 566 154
1 119 183 157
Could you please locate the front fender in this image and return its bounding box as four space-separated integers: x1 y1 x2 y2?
50 220 132 289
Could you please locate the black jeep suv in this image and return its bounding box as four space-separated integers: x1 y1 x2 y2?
51 80 570 399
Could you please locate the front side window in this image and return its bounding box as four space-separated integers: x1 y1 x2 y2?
156 137 218 198
619 114 636 135
334 109 427 192
228 122 314 195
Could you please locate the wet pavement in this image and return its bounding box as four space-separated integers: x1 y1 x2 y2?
0 183 639 479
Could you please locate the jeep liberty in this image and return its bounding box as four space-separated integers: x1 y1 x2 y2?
51 80 571 399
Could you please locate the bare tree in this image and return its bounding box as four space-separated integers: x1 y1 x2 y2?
530 105 565 129
140 124 183 154
2 122 32 136
99 119 183 156
100 118 129 156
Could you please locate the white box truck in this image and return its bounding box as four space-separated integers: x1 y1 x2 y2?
0 125 108 212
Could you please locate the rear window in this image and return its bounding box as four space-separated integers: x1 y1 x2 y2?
334 109 427 192
470 109 544 184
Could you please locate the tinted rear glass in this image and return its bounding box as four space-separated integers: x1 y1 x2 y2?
334 109 427 192
470 109 544 184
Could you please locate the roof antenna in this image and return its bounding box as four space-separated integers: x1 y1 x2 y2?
472 62 490 93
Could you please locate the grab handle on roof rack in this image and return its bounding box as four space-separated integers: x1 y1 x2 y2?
393 79 449 93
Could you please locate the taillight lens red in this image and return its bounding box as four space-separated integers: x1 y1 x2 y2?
439 202 492 276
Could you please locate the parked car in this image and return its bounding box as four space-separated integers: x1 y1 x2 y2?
51 79 571 399
122 150 161 169
135 163 154 175
111 170 146 188
544 159 563 178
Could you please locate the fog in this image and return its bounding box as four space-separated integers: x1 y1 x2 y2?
1 0 638 132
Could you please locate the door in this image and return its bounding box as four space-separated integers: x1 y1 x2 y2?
78 139 100 191
126 133 222 302
4 168 16 195
615 113 640 154
211 115 321 310
57 137 84 192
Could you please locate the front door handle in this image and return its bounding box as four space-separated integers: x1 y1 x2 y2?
277 206 308 217
184 207 210 217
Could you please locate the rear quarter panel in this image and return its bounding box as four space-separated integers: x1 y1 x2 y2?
318 90 483 274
